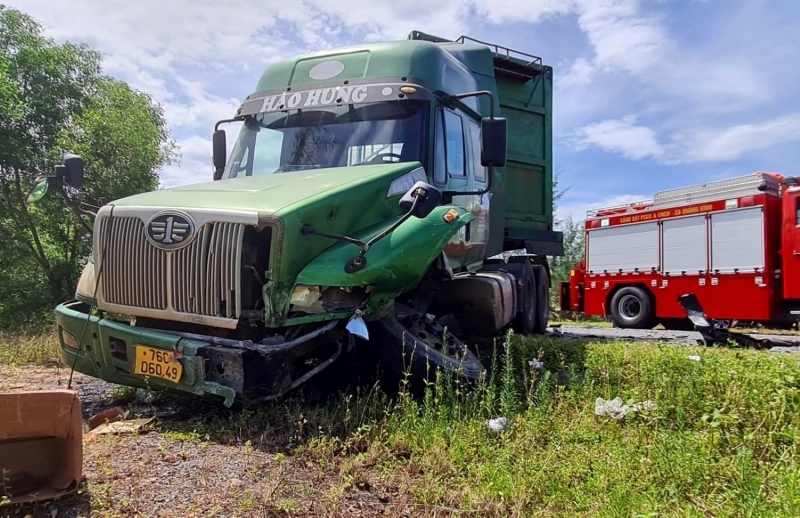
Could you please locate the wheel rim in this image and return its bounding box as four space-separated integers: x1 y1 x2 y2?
617 294 641 321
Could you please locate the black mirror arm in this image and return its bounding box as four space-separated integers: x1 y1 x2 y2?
57 187 95 235
344 195 419 273
360 195 419 253
214 117 244 131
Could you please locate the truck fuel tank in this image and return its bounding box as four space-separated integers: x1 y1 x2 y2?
433 271 517 336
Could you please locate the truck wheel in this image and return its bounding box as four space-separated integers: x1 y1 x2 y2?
610 287 655 329
513 261 537 335
531 264 550 334
373 307 486 388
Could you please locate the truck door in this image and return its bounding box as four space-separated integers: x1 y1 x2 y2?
466 118 490 264
434 106 486 269
782 188 800 299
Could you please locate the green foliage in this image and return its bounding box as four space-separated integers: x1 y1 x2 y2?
549 213 584 300
549 170 585 307
0 330 58 366
0 6 176 329
144 336 800 516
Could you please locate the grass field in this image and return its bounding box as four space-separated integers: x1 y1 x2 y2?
2 330 800 517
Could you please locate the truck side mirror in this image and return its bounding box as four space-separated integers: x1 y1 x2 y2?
26 177 51 204
480 117 507 168
400 181 442 219
62 153 85 188
212 129 227 180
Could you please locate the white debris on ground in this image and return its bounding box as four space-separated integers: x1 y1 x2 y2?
687 355 702 362
594 397 657 420
529 359 544 370
485 417 508 434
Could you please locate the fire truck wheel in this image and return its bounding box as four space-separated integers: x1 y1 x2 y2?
532 264 550 334
610 286 655 329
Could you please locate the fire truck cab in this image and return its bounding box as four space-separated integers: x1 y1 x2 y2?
560 172 800 329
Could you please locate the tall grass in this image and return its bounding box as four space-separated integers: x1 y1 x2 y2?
157 333 800 516
0 329 59 366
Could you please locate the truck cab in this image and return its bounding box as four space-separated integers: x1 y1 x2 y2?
38 31 562 406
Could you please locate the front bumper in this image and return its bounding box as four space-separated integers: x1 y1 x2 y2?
55 300 237 406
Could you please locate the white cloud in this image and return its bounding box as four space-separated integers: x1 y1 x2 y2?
160 135 214 188
561 57 595 87
557 193 650 226
574 0 669 75
568 112 800 165
567 115 664 160
7 0 800 191
676 113 800 163
163 77 242 131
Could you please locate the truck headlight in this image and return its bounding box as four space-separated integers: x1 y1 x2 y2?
290 284 374 314
60 327 80 350
75 261 97 299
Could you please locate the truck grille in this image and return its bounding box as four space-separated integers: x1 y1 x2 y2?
100 217 168 310
96 214 249 323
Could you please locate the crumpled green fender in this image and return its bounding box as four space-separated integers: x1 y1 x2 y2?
295 205 474 311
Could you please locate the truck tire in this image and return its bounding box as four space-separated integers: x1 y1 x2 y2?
531 264 550 334
372 307 486 389
610 286 655 329
513 261 537 335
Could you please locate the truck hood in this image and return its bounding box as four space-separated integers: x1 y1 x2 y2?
110 162 422 214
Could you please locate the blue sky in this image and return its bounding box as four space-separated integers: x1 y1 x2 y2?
9 0 800 225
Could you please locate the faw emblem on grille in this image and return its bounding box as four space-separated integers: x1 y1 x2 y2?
144 211 195 249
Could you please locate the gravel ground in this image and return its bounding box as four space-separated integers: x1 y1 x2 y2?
0 365 420 518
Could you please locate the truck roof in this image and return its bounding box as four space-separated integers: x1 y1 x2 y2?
587 172 783 220
253 32 546 119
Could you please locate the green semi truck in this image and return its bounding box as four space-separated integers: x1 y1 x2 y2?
30 31 562 406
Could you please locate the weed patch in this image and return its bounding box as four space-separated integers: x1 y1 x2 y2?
0 329 59 367
155 335 800 516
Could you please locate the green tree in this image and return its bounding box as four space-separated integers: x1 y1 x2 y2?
548 171 585 308
0 5 176 328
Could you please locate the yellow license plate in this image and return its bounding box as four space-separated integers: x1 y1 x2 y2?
134 345 183 383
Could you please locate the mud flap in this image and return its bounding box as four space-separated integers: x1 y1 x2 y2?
678 293 790 349
0 390 83 505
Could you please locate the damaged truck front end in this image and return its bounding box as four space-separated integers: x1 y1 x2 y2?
56 299 345 407
49 157 478 408
53 178 464 407
35 30 547 408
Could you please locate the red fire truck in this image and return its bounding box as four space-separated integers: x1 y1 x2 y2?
559 171 800 329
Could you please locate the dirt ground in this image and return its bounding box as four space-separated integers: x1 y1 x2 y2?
0 364 424 518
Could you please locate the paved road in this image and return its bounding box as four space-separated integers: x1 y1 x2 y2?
551 325 800 353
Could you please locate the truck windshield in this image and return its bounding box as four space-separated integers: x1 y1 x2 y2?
223 100 428 178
